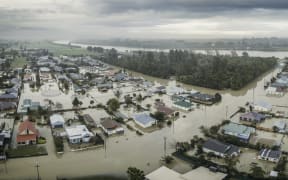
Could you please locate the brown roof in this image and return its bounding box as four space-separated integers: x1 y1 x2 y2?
100 119 120 129
18 120 38 135
156 105 175 115
17 134 37 142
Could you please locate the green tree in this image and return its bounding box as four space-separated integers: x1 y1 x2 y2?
127 167 145 180
72 97 80 107
107 98 120 112
250 164 265 178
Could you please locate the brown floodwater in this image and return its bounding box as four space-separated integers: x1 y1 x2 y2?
1 62 287 180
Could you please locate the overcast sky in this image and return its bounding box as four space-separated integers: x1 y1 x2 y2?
0 0 288 40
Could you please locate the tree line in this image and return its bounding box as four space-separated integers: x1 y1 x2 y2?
97 49 277 90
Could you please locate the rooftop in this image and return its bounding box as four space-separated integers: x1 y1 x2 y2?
133 113 156 126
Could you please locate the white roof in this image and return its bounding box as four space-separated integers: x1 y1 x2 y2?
146 166 227 180
50 114 65 124
182 167 227 180
65 125 92 138
146 166 182 180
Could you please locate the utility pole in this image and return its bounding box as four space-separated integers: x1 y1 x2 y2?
35 161 40 180
104 135 107 158
225 105 228 120
163 137 167 158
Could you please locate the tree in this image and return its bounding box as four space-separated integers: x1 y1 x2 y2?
72 97 80 107
250 164 265 178
127 167 145 180
152 111 165 122
107 98 120 112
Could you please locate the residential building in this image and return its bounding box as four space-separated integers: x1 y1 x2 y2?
258 148 281 163
65 125 93 144
202 139 240 158
133 113 157 128
50 114 65 128
99 119 124 135
273 121 286 132
240 112 265 123
16 120 39 145
253 101 272 112
266 86 284 96
222 123 255 141
146 166 227 180
173 100 193 111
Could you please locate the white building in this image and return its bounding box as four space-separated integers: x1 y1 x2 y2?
266 87 284 97
65 125 93 144
258 149 281 163
50 114 65 128
253 101 272 112
133 113 157 128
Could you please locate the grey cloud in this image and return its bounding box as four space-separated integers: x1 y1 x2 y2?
85 0 288 15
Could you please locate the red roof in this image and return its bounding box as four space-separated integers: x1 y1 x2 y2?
17 134 37 142
18 120 39 135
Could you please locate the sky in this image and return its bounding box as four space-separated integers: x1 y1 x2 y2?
0 0 288 40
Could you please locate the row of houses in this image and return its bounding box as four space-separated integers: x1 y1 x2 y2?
203 138 281 163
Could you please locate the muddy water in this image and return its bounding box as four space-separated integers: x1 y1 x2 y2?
1 63 288 180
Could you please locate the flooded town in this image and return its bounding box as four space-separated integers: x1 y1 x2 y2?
0 41 287 180
2 1 288 180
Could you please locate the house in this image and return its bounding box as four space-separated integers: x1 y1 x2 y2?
222 123 255 141
0 93 18 102
133 113 157 128
65 125 93 144
273 121 286 132
167 86 186 96
266 86 284 96
50 114 65 128
113 111 129 122
0 102 17 111
252 101 272 112
258 148 281 163
99 119 124 135
22 99 42 111
202 139 240 158
189 92 215 102
240 112 265 123
155 105 175 117
173 101 193 111
82 114 97 127
146 166 227 180
16 120 39 145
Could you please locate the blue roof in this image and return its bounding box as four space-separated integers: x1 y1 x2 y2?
133 113 156 125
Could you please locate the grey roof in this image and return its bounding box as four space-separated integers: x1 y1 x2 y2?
203 139 240 156
240 112 265 122
0 102 16 110
190 92 214 101
113 112 128 119
0 93 18 99
133 113 156 126
223 123 255 135
259 148 281 159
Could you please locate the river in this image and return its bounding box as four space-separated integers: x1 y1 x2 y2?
1 49 288 179
54 40 288 58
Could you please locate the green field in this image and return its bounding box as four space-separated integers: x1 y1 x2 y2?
7 146 48 158
11 56 28 68
24 41 97 56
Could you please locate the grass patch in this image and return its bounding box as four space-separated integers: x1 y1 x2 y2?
7 146 48 158
23 41 97 56
11 56 28 68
